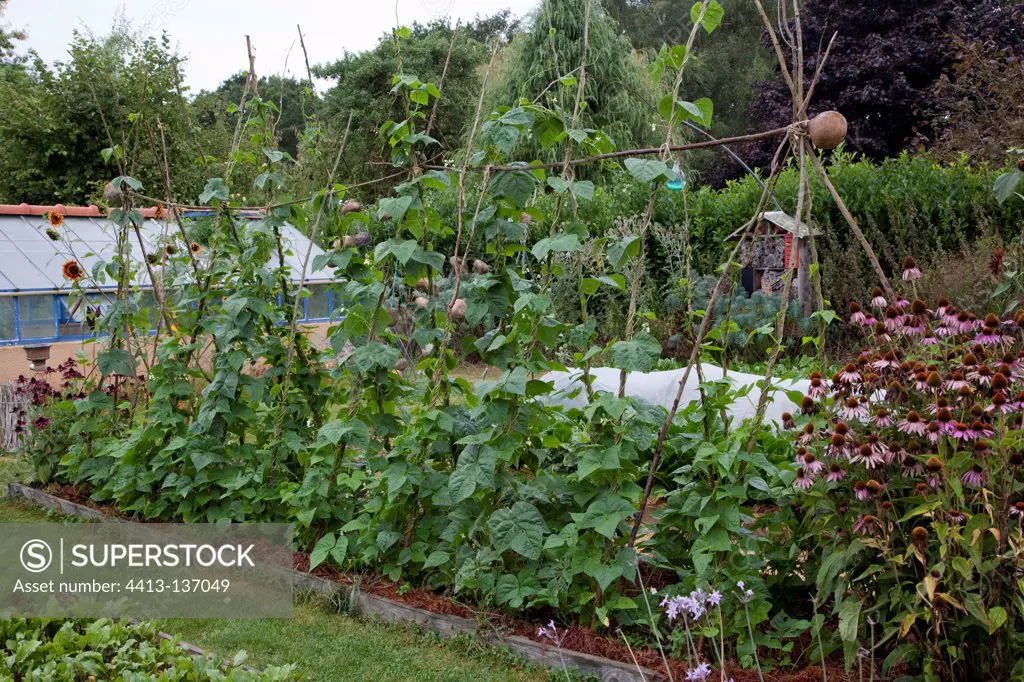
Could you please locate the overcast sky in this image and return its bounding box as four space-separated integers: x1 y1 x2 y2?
5 0 539 92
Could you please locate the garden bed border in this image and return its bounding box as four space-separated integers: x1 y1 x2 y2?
6 482 662 682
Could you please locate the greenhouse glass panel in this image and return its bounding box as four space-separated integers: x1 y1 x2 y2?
57 295 108 338
19 296 57 340
307 285 331 321
0 298 15 340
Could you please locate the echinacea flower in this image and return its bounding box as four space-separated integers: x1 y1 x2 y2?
870 287 887 309
826 463 847 482
854 480 871 501
975 326 1004 345
873 407 894 428
801 451 824 475
61 260 84 281
853 514 880 536
48 211 64 227
794 467 814 490
902 257 921 281
1010 501 1024 518
837 364 862 384
961 464 986 489
948 509 967 523
849 301 867 325
839 397 869 421
945 372 969 391
808 376 827 398
970 421 994 440
897 411 927 435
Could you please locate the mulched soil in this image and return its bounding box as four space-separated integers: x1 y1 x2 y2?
39 482 862 681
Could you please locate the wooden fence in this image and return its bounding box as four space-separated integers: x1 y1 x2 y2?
0 382 27 451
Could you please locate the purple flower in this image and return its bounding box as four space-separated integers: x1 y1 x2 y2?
707 590 722 607
897 411 927 435
538 620 562 644
961 465 986 489
826 464 847 482
794 467 814 490
686 662 712 681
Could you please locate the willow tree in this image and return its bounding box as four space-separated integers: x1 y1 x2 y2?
487 0 656 164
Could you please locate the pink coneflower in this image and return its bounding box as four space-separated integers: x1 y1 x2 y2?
853 514 880 536
826 463 847 482
794 467 814 490
870 287 887 309
828 433 850 459
902 257 921 282
926 421 943 444
872 351 900 371
925 371 944 393
936 407 955 433
854 480 871 501
927 396 950 415
961 464 986 488
808 376 827 398
948 509 967 523
849 301 867 325
798 423 816 443
799 451 824 475
839 397 869 421
838 364 862 384
894 296 910 310
947 421 973 441
973 365 993 386
989 392 1013 414
975 327 1004 345
898 410 927 435
941 305 959 328
936 297 951 317
873 407 894 428
970 421 994 440
934 325 956 338
945 372 969 391
921 329 940 345
1010 501 1024 518
852 444 886 469
883 306 903 332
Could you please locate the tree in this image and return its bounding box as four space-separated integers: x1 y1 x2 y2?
747 0 1024 165
0 0 26 62
486 0 657 163
311 18 493 190
0 24 207 205
193 73 312 159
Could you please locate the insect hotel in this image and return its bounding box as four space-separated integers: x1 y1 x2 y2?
728 210 819 314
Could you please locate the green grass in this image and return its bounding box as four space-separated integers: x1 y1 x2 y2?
160 605 553 682
0 457 556 682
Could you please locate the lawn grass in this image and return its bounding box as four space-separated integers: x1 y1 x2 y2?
160 606 554 682
0 456 558 681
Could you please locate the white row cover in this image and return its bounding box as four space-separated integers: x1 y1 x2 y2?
0 214 334 294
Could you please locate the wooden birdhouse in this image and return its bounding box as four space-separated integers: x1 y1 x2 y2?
727 211 820 314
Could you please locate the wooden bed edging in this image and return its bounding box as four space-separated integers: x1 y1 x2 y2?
6 482 663 682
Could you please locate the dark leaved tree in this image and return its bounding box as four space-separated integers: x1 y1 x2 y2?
747 0 1024 166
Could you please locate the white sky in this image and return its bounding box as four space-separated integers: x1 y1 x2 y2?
4 0 539 92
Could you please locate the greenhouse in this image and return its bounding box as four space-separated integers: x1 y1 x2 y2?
0 204 336 346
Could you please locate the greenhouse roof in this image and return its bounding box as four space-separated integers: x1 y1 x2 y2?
0 205 334 294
